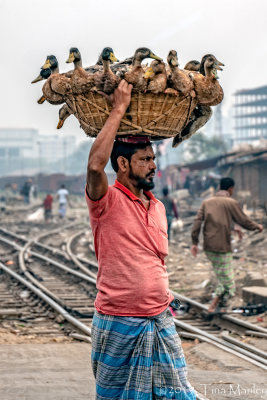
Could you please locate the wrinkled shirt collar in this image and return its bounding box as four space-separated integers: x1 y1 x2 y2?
215 190 230 198
114 179 158 203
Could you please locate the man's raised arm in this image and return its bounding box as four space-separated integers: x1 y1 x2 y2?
86 80 132 201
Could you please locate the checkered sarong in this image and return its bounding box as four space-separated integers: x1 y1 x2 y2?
205 251 235 299
91 309 196 399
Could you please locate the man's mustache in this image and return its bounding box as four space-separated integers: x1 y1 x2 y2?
146 170 155 178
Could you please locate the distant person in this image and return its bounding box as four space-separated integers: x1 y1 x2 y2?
0 195 6 212
20 179 32 204
43 193 53 222
57 184 69 218
160 187 179 239
191 177 263 312
32 184 38 199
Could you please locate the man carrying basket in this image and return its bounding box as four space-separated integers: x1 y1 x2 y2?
86 80 196 399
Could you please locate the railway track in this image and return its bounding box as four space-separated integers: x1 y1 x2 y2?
1 226 267 399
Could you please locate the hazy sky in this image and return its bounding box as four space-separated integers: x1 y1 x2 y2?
1 0 267 141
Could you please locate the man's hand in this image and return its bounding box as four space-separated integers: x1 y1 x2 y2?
233 224 243 241
191 245 198 257
257 224 263 232
100 80 133 117
110 80 132 115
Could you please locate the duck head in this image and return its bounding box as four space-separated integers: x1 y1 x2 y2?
41 55 59 71
66 47 81 64
101 47 119 63
167 50 179 68
144 60 166 78
200 54 224 78
31 68 52 84
184 60 200 71
133 47 162 65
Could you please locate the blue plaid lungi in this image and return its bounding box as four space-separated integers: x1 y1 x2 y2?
91 309 196 399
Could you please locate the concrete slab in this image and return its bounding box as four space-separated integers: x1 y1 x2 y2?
0 343 95 400
1 341 266 400
242 286 267 305
244 272 266 287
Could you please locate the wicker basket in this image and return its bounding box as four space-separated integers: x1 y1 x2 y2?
64 91 197 140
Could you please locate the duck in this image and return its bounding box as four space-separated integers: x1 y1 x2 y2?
31 68 59 104
184 60 200 71
57 104 73 129
94 47 120 95
144 60 167 93
172 104 213 147
31 55 71 105
197 54 224 106
66 47 95 94
41 55 72 97
172 55 224 147
124 47 162 92
166 50 194 97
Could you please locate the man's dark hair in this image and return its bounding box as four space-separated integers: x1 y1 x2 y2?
110 140 152 172
162 187 169 196
220 177 235 191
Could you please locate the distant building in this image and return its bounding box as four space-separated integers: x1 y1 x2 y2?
233 85 267 144
0 128 76 176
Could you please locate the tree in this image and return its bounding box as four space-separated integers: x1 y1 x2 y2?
184 132 228 162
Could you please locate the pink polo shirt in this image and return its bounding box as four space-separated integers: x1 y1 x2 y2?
85 180 173 316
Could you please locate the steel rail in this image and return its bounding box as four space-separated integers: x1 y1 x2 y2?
0 226 98 278
1 229 266 373
66 229 97 279
179 331 267 372
221 333 267 359
0 261 91 336
171 289 267 335
174 319 267 370
0 233 97 306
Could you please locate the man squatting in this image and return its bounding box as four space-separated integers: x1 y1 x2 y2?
191 177 263 313
86 80 196 399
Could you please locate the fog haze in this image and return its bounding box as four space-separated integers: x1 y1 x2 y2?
1 0 267 139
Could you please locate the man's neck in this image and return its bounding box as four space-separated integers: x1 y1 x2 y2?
117 177 144 198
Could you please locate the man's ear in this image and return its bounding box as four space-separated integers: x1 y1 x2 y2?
117 156 129 172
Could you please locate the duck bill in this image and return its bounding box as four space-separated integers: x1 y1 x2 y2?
150 52 162 61
31 74 44 84
66 53 75 63
171 58 179 67
109 52 119 62
42 59 52 69
144 67 154 79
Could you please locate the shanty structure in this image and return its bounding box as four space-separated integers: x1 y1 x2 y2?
166 146 267 206
233 85 267 143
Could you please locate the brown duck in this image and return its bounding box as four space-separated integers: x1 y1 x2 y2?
144 60 167 93
193 54 224 106
31 55 71 104
94 47 120 95
124 47 162 92
172 55 224 147
184 60 200 71
166 50 194 97
66 47 94 94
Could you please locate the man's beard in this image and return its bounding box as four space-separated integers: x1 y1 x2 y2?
129 167 155 191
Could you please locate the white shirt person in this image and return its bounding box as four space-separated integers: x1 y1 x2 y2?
57 185 69 218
